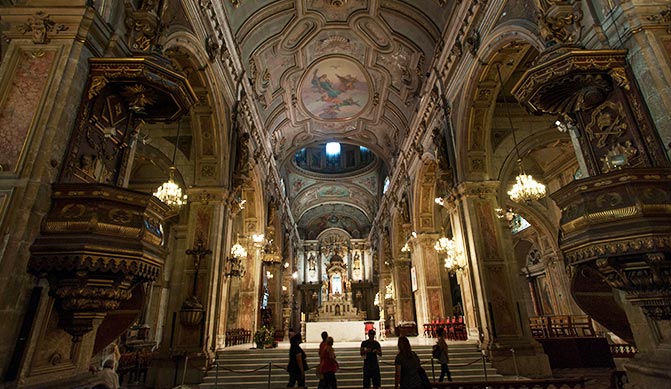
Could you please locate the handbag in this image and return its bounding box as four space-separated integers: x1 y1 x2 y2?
418 365 431 389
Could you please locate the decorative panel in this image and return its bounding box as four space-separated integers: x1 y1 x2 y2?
0 48 57 172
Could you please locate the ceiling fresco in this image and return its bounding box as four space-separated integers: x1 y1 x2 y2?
300 57 370 121
222 0 456 239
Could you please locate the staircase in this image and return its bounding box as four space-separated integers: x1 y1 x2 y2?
200 341 503 388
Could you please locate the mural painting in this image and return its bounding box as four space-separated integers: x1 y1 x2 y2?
300 57 369 120
317 185 350 198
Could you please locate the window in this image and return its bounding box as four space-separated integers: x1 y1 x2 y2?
326 142 340 156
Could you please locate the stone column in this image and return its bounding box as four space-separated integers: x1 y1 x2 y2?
454 181 551 377
412 233 445 327
515 48 671 387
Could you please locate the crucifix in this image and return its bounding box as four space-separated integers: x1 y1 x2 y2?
186 239 212 296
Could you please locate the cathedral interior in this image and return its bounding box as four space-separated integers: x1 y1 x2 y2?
1 0 671 388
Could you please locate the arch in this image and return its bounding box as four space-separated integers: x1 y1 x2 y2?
162 30 231 187
454 25 543 182
412 159 438 233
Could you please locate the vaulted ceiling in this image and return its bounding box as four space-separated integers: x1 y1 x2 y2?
220 0 458 239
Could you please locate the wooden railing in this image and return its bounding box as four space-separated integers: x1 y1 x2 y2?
117 350 153 384
431 377 586 388
529 315 595 338
225 328 251 346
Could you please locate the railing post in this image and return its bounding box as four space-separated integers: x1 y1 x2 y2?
214 361 219 388
481 349 488 383
511 348 519 379
431 357 435 381
267 362 272 389
180 354 189 387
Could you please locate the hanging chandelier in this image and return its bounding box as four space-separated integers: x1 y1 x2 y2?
507 166 546 202
226 236 247 278
154 166 187 208
495 64 546 203
154 119 187 209
434 229 463 273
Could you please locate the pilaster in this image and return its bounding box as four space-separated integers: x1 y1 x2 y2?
454 181 551 378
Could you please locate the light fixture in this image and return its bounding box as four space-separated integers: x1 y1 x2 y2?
434 228 463 273
154 119 187 209
495 207 517 222
496 64 546 203
225 234 247 278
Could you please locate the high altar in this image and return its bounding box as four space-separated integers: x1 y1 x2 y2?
314 250 366 321
305 250 369 342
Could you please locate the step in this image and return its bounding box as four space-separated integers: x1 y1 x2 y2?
199 342 502 389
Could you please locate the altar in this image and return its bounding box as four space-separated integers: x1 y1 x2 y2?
305 321 369 342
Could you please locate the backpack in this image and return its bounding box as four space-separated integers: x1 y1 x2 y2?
432 344 442 359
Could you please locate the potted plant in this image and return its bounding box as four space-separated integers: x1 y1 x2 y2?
254 325 273 349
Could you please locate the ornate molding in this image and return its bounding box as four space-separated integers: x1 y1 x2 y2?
537 1 583 48
29 184 172 341
597 254 671 320
16 11 68 44
552 168 671 320
512 50 626 114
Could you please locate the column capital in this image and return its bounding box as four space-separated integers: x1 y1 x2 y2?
186 187 232 205
456 181 500 200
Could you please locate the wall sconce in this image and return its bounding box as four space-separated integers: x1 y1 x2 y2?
400 242 411 259
225 235 247 278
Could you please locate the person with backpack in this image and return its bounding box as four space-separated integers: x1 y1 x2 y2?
434 328 452 382
394 336 429 389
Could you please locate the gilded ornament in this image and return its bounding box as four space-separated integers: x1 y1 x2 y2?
537 2 583 47
121 84 157 112
600 141 638 173
586 101 627 149
609 68 630 91
88 76 109 100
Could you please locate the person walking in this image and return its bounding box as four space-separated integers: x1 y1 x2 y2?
287 333 308 387
321 336 339 389
394 336 423 389
317 331 328 389
435 328 452 382
360 329 382 389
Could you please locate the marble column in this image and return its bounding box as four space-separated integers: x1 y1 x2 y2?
454 181 551 377
412 233 445 327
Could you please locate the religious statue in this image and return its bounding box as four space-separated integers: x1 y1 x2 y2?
353 253 361 270
308 254 316 271
322 279 328 300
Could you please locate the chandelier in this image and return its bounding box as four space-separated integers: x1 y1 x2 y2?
154 119 187 209
495 64 546 203
434 228 463 273
226 236 247 278
507 169 546 202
